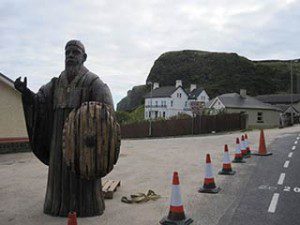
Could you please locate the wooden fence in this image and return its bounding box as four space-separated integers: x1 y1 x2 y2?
120 113 246 139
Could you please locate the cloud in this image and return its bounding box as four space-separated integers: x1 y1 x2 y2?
0 0 299 106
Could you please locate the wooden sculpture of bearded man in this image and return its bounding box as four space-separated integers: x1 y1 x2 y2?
14 40 121 217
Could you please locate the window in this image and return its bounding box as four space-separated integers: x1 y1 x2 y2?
155 101 158 106
163 112 166 118
257 112 264 123
161 100 163 106
185 101 188 107
171 100 173 107
149 111 151 118
155 111 158 118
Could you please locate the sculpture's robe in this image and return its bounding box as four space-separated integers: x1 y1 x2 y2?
22 66 113 217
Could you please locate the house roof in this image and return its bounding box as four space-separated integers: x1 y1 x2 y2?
256 94 300 104
0 73 15 89
188 88 204 99
213 93 281 111
144 86 181 98
274 104 299 113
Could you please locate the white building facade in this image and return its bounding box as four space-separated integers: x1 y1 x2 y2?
144 80 210 119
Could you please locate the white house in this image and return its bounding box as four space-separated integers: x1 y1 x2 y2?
208 90 282 129
144 80 210 119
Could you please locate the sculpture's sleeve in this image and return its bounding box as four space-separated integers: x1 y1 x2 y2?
22 79 56 165
89 77 120 164
90 77 114 109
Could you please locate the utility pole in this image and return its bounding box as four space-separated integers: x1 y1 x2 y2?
290 60 294 125
147 82 153 136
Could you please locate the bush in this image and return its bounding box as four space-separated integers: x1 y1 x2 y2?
169 113 192 120
116 105 145 124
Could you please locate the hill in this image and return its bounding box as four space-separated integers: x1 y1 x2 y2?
117 50 300 111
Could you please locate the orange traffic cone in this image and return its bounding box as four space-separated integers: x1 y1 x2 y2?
67 212 78 225
244 133 252 156
160 172 193 225
253 130 272 156
241 135 250 158
232 138 246 163
198 154 221 194
219 145 236 175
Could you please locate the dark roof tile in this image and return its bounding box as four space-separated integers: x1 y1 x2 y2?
144 86 178 98
215 93 281 111
256 94 300 104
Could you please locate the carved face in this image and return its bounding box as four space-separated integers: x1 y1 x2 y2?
65 46 87 66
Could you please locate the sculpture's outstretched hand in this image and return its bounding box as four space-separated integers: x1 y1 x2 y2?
14 77 27 94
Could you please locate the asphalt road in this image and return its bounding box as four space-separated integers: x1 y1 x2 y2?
217 132 300 225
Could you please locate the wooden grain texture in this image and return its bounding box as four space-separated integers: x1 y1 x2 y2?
63 102 121 180
102 180 121 199
107 180 121 192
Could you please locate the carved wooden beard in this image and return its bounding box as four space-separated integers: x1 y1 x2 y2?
65 62 82 83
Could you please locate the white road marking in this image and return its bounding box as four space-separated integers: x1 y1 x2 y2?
283 161 290 168
277 173 285 185
294 187 300 193
292 146 296 151
284 186 291 192
288 152 293 158
258 185 277 190
294 141 298 145
268 193 280 213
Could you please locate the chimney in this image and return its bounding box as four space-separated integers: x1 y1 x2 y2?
240 89 247 98
190 84 196 92
153 82 159 89
176 80 182 88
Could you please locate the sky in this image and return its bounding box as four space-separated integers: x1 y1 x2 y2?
1 0 300 106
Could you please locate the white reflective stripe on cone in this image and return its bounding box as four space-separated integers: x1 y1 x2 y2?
205 163 214 178
235 145 241 154
245 140 249 148
170 185 183 206
240 141 246 151
223 152 231 163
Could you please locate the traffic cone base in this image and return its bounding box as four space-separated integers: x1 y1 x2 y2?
198 186 221 194
232 158 246 163
218 169 236 175
160 217 193 225
252 152 273 156
246 147 252 157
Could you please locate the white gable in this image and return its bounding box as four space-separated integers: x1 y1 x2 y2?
209 97 225 110
171 87 188 99
196 90 209 102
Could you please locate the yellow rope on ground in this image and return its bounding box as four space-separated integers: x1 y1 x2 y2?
121 190 161 204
